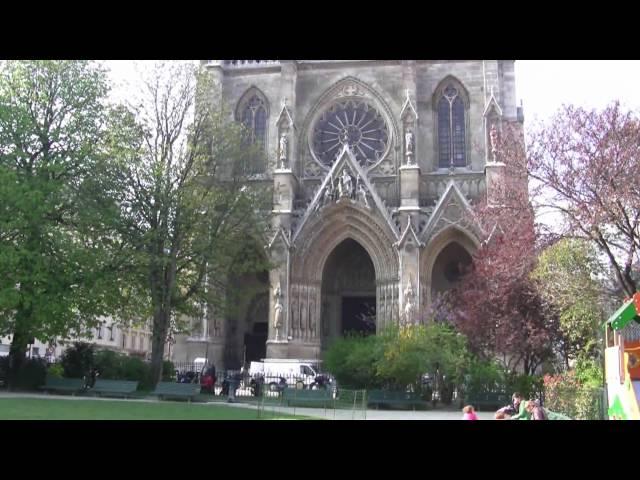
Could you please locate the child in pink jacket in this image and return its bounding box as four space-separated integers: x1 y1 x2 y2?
462 405 479 420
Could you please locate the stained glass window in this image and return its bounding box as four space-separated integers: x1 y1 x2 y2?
438 84 467 168
238 93 268 173
240 95 267 148
312 100 389 168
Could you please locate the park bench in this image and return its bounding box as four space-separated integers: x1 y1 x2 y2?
40 376 85 396
282 388 335 408
466 392 510 411
367 390 429 410
90 379 139 399
152 382 201 402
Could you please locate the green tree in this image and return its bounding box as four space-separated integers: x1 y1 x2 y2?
323 334 385 389
103 62 271 384
0 61 121 386
376 324 469 390
532 238 605 367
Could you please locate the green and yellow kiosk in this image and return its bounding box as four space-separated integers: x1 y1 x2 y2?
604 292 640 420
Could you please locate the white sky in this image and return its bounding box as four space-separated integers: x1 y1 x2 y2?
515 60 640 123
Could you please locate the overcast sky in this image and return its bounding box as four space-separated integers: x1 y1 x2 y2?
515 60 640 123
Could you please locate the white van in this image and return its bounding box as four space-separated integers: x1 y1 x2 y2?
249 359 327 391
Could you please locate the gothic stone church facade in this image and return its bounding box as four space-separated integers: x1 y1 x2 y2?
173 60 522 369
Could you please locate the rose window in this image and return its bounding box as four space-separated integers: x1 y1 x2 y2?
312 100 389 167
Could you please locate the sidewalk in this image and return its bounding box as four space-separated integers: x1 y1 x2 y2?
220 400 496 420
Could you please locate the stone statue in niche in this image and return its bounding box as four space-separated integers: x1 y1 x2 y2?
490 123 499 160
322 180 334 206
403 280 416 326
338 168 353 198
291 297 299 334
405 128 415 164
356 174 369 208
300 298 307 332
279 132 289 169
308 300 316 334
273 284 283 340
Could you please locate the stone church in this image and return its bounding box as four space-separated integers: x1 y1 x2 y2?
172 60 523 370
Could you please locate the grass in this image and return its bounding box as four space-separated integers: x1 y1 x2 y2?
0 397 313 420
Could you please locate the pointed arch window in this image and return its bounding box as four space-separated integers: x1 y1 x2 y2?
236 90 269 174
240 95 267 148
438 84 467 168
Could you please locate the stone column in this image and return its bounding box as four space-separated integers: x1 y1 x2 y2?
398 244 421 325
265 168 297 359
485 161 506 206
279 61 298 171
272 169 297 231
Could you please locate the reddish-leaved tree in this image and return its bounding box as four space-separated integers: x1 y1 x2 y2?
449 123 560 374
526 102 640 297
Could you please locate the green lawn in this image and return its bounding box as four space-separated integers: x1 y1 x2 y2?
0 397 311 420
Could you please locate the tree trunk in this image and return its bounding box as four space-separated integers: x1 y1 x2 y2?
150 309 169 386
8 321 31 391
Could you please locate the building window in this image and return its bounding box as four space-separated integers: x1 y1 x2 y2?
240 95 267 148
109 326 115 342
139 335 144 351
312 99 389 168
437 83 467 168
236 89 269 174
97 326 103 339
122 334 127 350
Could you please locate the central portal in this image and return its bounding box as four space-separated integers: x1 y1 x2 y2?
321 239 376 347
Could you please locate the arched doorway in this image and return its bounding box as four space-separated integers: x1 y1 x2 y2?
225 254 270 369
321 239 376 347
431 242 473 300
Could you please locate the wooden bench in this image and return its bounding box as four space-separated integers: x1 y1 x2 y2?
367 390 429 410
90 379 139 399
282 388 335 408
40 377 85 396
466 392 510 411
152 382 201 402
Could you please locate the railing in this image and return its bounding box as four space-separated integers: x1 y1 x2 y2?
206 60 281 69
420 171 486 204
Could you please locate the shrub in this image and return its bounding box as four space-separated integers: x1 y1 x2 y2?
544 371 603 420
376 324 468 391
504 372 543 400
93 350 123 380
462 358 542 401
323 324 469 395
162 360 176 381
0 356 8 386
47 363 64 379
120 356 152 390
60 342 95 378
464 359 505 396
324 334 384 389
14 358 47 390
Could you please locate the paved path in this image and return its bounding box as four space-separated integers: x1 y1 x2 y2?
237 403 496 420
0 392 494 420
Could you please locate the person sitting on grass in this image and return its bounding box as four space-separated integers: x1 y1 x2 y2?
496 392 522 419
462 405 479 420
525 400 572 420
508 393 531 420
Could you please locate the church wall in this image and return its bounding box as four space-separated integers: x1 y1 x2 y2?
175 60 522 367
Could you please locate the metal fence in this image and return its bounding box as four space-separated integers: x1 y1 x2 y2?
256 387 368 420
